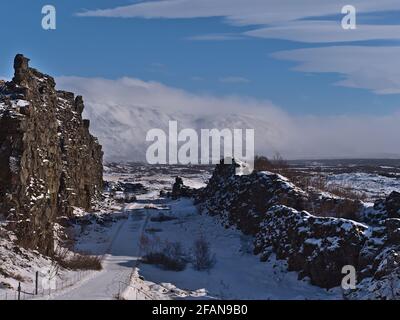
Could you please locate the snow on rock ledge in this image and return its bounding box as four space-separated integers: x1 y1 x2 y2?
196 159 310 235
255 205 368 289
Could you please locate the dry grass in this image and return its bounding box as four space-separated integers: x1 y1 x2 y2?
192 236 216 271
255 154 366 219
58 253 102 271
54 247 102 271
0 267 25 282
140 235 187 271
302 174 366 201
255 154 366 201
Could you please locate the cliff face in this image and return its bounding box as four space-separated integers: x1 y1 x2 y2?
0 54 103 254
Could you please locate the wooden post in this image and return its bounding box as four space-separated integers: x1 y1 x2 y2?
17 282 21 301
35 271 39 295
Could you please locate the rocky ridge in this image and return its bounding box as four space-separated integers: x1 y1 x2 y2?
0 55 103 255
187 159 400 298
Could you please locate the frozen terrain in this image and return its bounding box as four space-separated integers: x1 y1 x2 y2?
2 161 399 300
327 173 400 201
57 164 342 300
129 197 341 300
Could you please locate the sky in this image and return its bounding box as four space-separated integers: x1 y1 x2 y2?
1 1 400 159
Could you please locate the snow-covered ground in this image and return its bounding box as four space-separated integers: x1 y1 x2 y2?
7 163 399 300
328 172 400 200
48 203 147 300
30 167 341 300
131 197 341 300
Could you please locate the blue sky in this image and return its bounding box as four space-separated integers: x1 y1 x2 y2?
1 0 400 117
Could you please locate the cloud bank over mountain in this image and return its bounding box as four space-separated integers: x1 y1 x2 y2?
57 76 400 161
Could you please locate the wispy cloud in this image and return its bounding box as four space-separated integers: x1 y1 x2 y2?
273 46 400 94
75 1 400 44
75 0 400 96
186 33 244 41
245 21 400 43
76 0 400 25
219 76 250 84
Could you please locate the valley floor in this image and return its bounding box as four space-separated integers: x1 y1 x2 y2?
46 174 342 300
3 164 367 300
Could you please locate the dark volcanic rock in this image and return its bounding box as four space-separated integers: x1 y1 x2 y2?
368 191 400 224
0 54 103 254
171 177 197 199
384 191 400 218
196 159 310 235
255 205 368 288
196 159 400 295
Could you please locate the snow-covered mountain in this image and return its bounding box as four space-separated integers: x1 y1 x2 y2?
57 75 400 162
83 102 288 162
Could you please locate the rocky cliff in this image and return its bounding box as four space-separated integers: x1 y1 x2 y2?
0 54 103 255
193 159 400 298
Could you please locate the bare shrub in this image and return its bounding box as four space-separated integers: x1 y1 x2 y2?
272 152 290 173
0 267 25 282
141 237 187 271
254 153 290 174
139 234 162 254
192 236 216 271
150 213 177 222
254 155 273 171
57 252 102 271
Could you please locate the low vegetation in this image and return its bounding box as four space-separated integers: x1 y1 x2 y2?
192 236 216 271
53 247 102 271
150 213 178 222
255 153 366 201
140 235 187 271
140 234 217 272
58 254 102 271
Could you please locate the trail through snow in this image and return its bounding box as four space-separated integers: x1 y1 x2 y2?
42 176 342 300
48 203 148 300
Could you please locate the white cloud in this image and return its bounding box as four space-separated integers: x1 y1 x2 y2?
56 75 400 161
273 46 400 94
219 76 250 84
76 0 400 25
76 0 400 43
186 33 244 41
245 21 400 43
74 0 400 96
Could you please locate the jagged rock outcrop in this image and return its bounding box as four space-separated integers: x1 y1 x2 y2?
370 191 400 221
195 159 360 235
196 159 400 297
255 205 368 288
170 177 197 199
0 54 103 254
254 205 400 295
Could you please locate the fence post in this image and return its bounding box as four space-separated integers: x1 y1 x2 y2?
35 271 39 295
17 282 21 301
